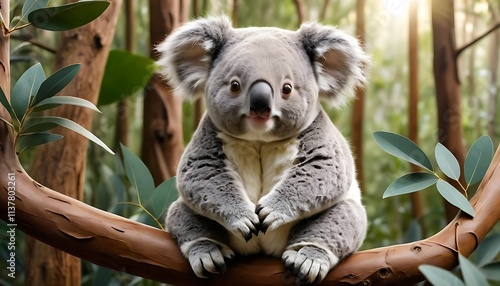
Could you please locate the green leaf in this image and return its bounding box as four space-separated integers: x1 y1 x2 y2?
21 0 49 22
383 172 438 198
33 96 101 113
151 177 178 218
419 265 465 286
373 131 433 171
458 253 489 286
435 143 461 181
465 135 494 186
16 132 63 153
11 63 45 120
28 1 110 31
32 64 80 106
98 50 155 106
22 116 114 154
0 86 18 123
481 261 500 281
120 144 155 206
436 180 474 217
475 233 500 267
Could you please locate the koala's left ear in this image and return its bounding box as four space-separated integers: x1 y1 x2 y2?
298 23 368 105
156 16 233 100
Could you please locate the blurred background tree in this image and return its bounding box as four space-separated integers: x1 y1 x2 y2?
1 0 499 285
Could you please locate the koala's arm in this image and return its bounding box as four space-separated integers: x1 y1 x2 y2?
176 116 260 241
257 110 357 232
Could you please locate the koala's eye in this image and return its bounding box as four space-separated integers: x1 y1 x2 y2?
282 83 293 95
230 80 241 93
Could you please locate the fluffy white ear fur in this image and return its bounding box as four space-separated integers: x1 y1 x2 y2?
298 23 369 106
156 16 233 100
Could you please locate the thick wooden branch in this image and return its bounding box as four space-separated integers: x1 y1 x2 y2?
456 22 500 57
1 119 500 285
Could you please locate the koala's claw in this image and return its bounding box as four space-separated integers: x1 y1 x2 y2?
229 212 260 242
188 240 233 279
256 202 292 232
282 246 335 285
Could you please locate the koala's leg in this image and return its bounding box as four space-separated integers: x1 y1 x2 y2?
166 200 235 278
282 199 367 284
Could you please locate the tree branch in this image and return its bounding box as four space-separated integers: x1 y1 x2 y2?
456 22 500 57
10 34 57 53
1 120 499 285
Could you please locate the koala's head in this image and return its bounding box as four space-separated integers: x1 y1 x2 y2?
157 16 367 142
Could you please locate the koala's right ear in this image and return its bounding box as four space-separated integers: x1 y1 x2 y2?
156 16 233 100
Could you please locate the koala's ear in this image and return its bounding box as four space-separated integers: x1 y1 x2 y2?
156 16 233 100
298 23 368 105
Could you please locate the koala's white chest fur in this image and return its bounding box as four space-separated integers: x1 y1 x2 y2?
218 132 299 256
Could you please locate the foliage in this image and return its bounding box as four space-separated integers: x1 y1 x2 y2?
374 132 494 217
0 62 113 154
419 233 500 285
98 50 155 106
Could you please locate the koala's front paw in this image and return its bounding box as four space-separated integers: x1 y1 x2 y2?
256 195 294 233
188 240 235 279
282 246 337 284
227 209 260 242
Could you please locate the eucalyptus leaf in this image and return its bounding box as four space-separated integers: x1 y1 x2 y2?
21 0 49 22
16 132 63 154
32 64 80 106
465 135 494 187
0 86 18 123
475 233 500 267
481 261 500 281
419 265 465 286
33 96 101 113
458 253 489 286
373 131 433 171
151 177 178 218
436 180 474 217
28 1 110 31
435 143 461 181
98 50 155 106
11 63 45 120
383 172 438 198
120 144 155 206
22 116 114 154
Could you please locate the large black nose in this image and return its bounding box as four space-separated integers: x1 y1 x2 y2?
249 81 273 118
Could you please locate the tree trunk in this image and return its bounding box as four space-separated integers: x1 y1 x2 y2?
431 0 467 222
487 0 499 138
25 1 123 285
293 0 305 24
408 0 424 230
141 0 188 185
114 0 135 149
351 0 365 192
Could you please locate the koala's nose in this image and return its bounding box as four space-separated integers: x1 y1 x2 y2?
249 81 273 118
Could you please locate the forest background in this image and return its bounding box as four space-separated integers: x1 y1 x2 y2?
0 0 499 285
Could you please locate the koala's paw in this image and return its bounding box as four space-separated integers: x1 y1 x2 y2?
256 196 293 233
282 246 337 285
227 209 260 242
188 240 235 279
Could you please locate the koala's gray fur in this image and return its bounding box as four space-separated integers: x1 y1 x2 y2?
157 16 368 284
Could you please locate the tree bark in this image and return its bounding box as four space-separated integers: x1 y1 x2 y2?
408 0 424 230
141 0 187 185
24 1 123 285
431 0 467 222
351 0 365 193
1 122 499 284
114 0 135 149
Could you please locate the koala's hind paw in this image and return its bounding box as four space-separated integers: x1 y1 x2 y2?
282 246 337 284
188 240 234 279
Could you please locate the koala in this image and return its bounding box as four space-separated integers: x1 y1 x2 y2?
157 16 368 284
